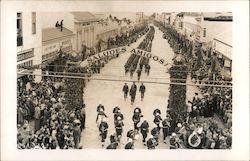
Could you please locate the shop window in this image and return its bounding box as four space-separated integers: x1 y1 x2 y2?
17 13 23 46
32 12 36 34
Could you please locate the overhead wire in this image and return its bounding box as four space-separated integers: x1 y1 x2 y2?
17 72 232 88
20 69 232 84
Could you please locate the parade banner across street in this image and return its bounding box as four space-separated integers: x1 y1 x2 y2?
130 48 169 66
80 46 128 67
80 47 169 67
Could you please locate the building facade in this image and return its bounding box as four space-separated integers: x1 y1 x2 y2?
42 27 74 65
72 12 98 52
181 13 202 42
40 12 75 65
17 12 42 78
212 30 232 78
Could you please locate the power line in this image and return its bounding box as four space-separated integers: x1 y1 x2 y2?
21 69 232 84
17 72 232 88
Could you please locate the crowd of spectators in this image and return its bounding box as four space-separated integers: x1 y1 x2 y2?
153 20 232 148
17 76 85 149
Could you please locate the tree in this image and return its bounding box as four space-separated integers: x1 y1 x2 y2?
64 66 85 110
168 54 188 112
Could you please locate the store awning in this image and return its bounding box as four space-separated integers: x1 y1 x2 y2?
17 69 33 78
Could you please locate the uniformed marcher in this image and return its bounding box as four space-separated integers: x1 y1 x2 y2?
127 126 135 141
169 133 180 149
115 116 124 142
99 118 109 147
122 83 129 100
130 82 137 105
131 82 137 91
139 83 146 101
110 130 117 143
96 107 108 128
137 68 142 81
151 125 160 145
145 64 151 76
132 107 143 132
106 142 118 149
125 138 134 149
162 118 170 143
153 109 162 130
124 64 129 75
139 119 149 145
146 135 157 149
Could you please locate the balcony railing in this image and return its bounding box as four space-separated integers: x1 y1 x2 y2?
17 36 23 46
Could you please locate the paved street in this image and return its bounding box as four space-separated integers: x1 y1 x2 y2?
80 25 200 149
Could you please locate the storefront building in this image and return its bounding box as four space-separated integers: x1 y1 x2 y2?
42 27 74 65
72 12 98 52
17 12 42 79
212 31 232 79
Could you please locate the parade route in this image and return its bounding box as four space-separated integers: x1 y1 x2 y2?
81 25 200 149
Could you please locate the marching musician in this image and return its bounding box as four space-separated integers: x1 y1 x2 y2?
139 118 149 145
146 135 157 149
99 118 109 147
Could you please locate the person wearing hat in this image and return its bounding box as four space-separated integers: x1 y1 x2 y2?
97 103 105 112
169 133 179 149
113 106 123 123
153 108 161 116
192 92 200 109
73 120 81 149
34 105 41 132
132 107 143 132
139 119 149 145
113 105 120 114
106 141 118 149
146 135 157 149
115 116 124 142
151 125 160 145
122 83 129 100
162 118 170 143
125 138 134 149
153 112 162 131
127 126 135 141
99 118 109 147
96 106 108 128
110 130 117 143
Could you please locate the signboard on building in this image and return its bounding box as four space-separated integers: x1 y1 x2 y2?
43 43 59 55
42 38 73 62
17 49 34 62
61 39 73 53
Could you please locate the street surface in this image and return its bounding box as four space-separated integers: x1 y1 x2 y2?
81 25 200 149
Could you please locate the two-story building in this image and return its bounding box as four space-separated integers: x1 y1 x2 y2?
40 12 75 66
212 29 232 79
17 12 42 79
72 12 99 52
